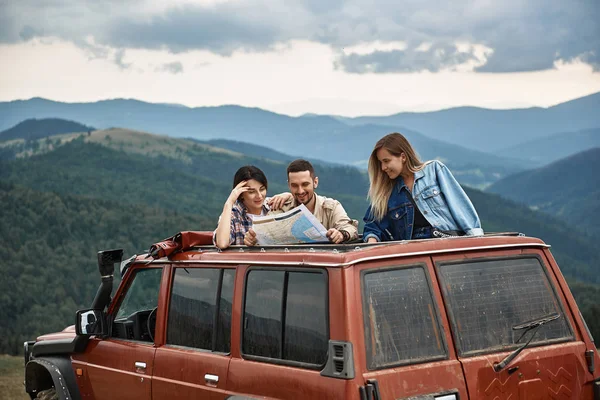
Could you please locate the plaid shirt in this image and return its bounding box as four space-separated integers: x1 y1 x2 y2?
214 199 270 246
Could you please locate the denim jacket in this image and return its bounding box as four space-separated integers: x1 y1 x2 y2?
363 160 484 242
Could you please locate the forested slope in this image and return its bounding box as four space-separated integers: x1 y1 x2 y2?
0 181 212 353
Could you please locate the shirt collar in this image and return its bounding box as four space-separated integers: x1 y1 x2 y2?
396 169 425 193
414 168 425 181
395 177 408 193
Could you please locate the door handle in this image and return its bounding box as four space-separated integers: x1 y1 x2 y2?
135 361 147 370
205 373 219 385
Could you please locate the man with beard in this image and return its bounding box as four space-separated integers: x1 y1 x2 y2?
244 159 358 245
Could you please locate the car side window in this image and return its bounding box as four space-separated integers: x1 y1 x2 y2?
166 268 235 353
112 267 163 342
243 269 328 367
437 256 572 355
362 266 447 369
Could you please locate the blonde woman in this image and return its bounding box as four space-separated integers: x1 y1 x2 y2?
363 133 483 242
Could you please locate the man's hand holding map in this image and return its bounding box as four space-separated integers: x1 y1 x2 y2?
249 204 329 245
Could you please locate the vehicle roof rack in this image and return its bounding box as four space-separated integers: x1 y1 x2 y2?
187 232 527 253
143 231 528 258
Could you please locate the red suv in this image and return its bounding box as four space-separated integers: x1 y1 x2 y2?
24 232 600 399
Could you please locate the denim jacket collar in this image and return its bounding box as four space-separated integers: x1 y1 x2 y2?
395 168 426 193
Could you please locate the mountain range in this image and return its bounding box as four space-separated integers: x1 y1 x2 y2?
339 92 600 153
499 127 600 164
0 116 528 188
2 93 599 187
488 147 600 236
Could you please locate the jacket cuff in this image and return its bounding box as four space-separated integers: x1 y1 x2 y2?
363 233 380 243
465 228 484 236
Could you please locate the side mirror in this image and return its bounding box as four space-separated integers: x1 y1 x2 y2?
76 309 108 336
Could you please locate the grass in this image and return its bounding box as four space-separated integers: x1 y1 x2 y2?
0 355 29 400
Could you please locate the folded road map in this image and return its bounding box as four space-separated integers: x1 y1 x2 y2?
250 204 329 245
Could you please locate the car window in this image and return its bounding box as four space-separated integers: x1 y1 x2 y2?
437 256 572 355
362 266 447 369
115 268 162 320
167 268 235 353
284 272 328 364
243 269 328 366
112 267 163 342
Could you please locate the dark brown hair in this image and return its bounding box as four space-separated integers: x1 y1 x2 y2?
233 165 268 189
287 159 315 178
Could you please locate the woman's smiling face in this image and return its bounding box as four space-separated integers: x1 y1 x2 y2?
241 179 267 213
377 147 405 180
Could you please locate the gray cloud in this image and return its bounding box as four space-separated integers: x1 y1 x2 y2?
155 61 184 74
105 5 289 55
336 44 479 73
114 49 131 70
0 0 598 73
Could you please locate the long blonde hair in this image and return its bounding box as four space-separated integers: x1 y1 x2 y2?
367 133 424 221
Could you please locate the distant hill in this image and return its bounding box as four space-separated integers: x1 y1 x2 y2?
340 92 600 153
0 118 93 142
487 148 600 235
198 138 336 166
499 128 600 164
0 131 370 220
0 98 544 187
198 130 525 188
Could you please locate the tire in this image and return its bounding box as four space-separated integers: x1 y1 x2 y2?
35 388 58 400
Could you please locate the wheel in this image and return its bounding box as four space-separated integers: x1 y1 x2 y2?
35 388 58 400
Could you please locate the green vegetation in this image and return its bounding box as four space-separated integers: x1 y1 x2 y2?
568 281 600 343
0 181 212 354
0 128 598 355
0 134 370 222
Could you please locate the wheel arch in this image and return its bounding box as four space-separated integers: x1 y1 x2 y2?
25 357 81 400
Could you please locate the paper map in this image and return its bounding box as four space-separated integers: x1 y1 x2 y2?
250 204 329 245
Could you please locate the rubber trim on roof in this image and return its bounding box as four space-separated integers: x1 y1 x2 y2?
139 242 550 268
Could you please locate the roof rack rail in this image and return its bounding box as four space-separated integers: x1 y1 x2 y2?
483 232 524 237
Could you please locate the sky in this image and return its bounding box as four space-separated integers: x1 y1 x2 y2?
1 0 599 117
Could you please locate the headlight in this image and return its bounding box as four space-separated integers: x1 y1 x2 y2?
23 341 35 365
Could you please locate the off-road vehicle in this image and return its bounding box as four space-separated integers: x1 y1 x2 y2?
24 231 600 399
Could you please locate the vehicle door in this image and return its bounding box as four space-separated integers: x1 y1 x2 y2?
227 267 344 399
151 266 234 400
433 249 592 400
72 266 165 400
358 256 469 400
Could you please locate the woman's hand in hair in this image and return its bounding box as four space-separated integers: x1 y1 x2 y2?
226 181 250 207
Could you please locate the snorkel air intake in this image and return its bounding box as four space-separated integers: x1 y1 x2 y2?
90 249 123 310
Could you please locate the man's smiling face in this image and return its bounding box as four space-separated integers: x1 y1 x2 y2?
288 170 318 206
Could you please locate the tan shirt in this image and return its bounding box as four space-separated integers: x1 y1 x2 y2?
269 193 358 241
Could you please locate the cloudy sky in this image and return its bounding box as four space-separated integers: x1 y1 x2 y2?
1 0 599 116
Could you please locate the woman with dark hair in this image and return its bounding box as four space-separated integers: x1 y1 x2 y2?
363 132 483 242
214 165 271 249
